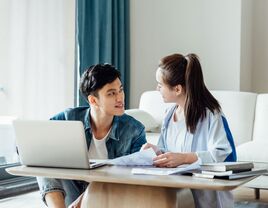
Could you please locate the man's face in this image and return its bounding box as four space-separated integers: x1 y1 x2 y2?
93 78 125 116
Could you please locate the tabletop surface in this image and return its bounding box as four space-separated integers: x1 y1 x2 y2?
6 165 255 191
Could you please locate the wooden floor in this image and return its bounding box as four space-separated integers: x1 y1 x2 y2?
0 187 268 208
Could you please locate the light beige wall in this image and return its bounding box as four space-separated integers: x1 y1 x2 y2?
251 0 268 93
240 0 253 92
130 0 242 108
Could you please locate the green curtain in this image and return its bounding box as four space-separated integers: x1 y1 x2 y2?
75 0 130 107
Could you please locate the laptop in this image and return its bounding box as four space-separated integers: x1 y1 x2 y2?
13 120 106 169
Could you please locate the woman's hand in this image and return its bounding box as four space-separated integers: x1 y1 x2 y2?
141 143 162 155
153 152 198 168
68 192 84 208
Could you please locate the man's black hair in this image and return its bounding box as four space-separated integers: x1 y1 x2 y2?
79 64 121 98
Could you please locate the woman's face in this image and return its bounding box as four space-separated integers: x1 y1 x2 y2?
156 68 179 103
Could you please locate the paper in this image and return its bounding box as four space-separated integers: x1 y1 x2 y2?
108 148 157 166
131 160 201 175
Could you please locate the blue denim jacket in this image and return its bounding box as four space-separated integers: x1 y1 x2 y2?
38 106 146 204
50 106 146 158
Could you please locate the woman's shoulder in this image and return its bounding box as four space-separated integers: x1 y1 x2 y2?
205 108 224 122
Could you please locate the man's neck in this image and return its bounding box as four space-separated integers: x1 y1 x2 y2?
90 108 114 140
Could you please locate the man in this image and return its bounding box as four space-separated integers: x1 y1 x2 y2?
37 64 146 208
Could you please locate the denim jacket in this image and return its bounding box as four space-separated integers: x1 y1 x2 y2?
37 106 146 204
50 106 147 158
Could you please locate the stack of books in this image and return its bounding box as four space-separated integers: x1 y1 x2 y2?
193 162 267 180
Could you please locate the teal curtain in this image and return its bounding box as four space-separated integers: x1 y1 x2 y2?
75 0 130 107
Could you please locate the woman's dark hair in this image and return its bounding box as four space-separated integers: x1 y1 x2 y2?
159 53 221 133
79 64 121 98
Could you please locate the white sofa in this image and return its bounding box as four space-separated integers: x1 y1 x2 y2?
126 90 268 163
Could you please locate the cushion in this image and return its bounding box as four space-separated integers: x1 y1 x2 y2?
146 132 160 145
211 90 257 146
237 141 268 162
252 94 268 142
125 109 159 132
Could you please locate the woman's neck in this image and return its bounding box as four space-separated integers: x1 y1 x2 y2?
174 96 186 122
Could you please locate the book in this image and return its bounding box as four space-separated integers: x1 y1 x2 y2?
201 170 233 176
193 169 267 180
131 161 200 175
201 162 254 172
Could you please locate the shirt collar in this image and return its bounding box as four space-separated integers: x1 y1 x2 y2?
83 108 120 141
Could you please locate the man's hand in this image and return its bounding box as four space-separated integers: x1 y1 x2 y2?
68 192 84 208
141 143 162 155
153 152 198 167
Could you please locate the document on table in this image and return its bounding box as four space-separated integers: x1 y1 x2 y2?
131 160 201 175
107 148 157 166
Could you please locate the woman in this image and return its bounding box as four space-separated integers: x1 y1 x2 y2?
143 53 236 208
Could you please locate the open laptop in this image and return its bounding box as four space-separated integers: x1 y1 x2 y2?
13 120 106 169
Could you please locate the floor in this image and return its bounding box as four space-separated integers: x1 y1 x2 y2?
0 187 268 208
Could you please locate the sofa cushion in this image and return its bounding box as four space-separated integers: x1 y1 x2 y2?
139 91 173 126
125 109 159 132
146 132 160 145
252 94 268 142
237 141 268 162
211 90 257 146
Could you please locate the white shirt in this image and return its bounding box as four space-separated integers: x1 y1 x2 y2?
88 128 111 160
166 110 187 152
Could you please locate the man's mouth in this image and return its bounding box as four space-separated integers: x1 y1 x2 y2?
115 103 124 108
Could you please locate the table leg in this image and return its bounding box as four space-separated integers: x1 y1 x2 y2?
254 188 260 199
81 182 178 208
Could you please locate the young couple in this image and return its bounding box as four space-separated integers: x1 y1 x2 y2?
38 53 236 208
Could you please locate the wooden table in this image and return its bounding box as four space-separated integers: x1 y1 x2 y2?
6 165 255 208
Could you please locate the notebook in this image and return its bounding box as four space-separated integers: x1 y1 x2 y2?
13 120 107 169
200 161 254 172
193 169 267 180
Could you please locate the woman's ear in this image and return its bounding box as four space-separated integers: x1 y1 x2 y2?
174 85 183 96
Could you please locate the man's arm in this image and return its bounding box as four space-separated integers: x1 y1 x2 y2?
130 127 147 153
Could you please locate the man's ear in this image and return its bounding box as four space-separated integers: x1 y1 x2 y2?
88 95 98 107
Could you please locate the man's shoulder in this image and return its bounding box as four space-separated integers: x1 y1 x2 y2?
117 113 145 129
51 106 90 120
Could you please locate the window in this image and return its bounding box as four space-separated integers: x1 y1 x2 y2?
0 0 75 197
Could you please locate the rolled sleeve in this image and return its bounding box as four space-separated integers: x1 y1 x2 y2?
37 177 66 205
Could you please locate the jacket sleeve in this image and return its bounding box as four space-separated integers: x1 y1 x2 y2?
130 126 147 153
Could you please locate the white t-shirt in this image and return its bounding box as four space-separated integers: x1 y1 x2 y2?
166 110 187 152
88 128 111 160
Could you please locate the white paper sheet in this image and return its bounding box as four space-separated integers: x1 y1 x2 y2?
107 148 157 166
131 160 201 175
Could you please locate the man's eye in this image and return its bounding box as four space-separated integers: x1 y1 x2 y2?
108 92 115 96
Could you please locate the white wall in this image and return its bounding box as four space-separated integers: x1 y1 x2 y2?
0 1 11 114
130 0 242 108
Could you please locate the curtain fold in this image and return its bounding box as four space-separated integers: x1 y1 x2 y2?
76 0 130 107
